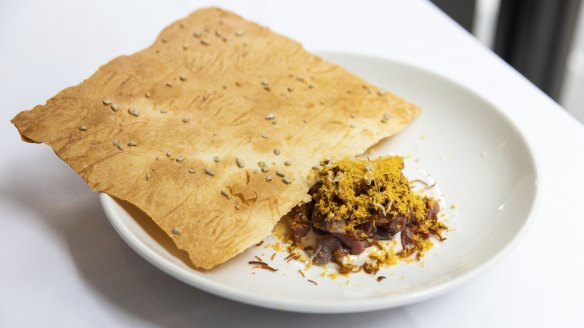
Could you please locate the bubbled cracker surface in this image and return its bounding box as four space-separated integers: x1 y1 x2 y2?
11 7 419 269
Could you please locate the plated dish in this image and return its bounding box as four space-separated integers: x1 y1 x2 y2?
102 51 538 312
12 7 538 312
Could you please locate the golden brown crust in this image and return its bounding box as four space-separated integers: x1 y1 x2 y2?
11 7 419 269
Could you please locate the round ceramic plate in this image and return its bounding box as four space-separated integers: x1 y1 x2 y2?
101 51 539 313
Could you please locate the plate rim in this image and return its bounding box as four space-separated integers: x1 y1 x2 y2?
100 51 540 313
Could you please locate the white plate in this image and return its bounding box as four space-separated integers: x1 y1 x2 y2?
101 52 539 313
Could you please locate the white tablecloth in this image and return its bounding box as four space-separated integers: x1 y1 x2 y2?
1 0 583 327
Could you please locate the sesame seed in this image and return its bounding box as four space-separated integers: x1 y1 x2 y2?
103 99 112 105
258 161 266 167
287 86 294 92
235 82 241 87
182 117 190 123
182 44 189 50
350 114 356 118
193 31 202 38
312 166 319 170
116 143 125 150
172 227 181 236
235 30 245 37
296 76 305 82
273 149 281 155
214 30 222 37
271 120 278 125
128 108 140 116
166 151 172 157
235 204 241 210
381 119 388 124
111 104 119 111
265 112 275 120
263 86 271 91
145 173 152 181
377 90 386 96
188 168 196 173
302 119 307 124
350 124 356 128
200 39 210 45
145 92 151 98
160 109 168 114
261 80 269 86
261 134 269 139
204 168 215 176
180 75 187 81
161 38 167 43
253 169 259 174
176 155 186 162
265 176 272 182
221 190 230 198
261 166 270 173
284 161 292 166
236 157 245 168
276 170 285 177
127 140 137 146
308 84 314 89
214 156 221 162
166 82 173 87
79 125 87 131
383 112 391 121
282 177 292 184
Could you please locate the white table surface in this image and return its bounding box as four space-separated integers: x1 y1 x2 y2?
1 0 583 327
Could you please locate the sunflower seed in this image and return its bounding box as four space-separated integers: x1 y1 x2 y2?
265 112 275 120
235 157 245 168
128 108 140 116
204 168 215 176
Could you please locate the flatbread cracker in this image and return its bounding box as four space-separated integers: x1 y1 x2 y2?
11 7 419 269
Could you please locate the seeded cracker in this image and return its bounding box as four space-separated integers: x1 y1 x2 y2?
11 7 419 269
